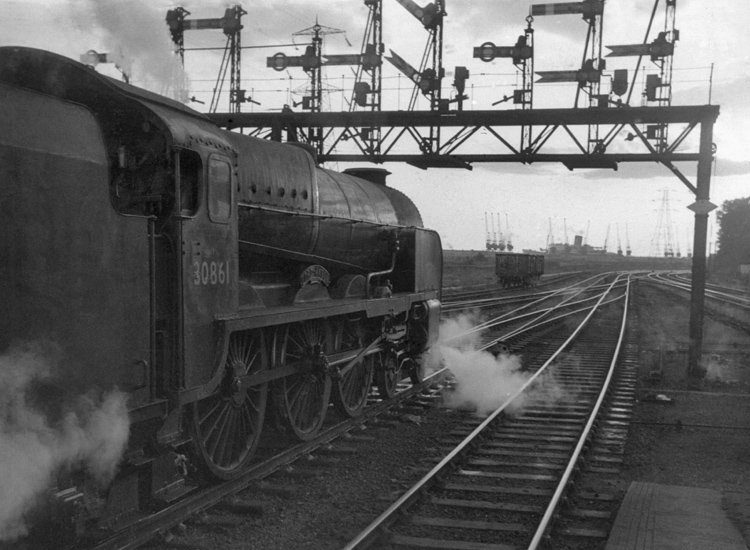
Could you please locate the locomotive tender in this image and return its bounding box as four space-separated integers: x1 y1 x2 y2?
0 47 441 529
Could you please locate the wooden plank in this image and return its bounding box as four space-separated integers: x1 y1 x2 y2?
441 482 553 497
412 516 528 532
506 416 583 431
466 458 565 470
482 441 572 451
576 490 618 501
568 508 611 519
487 433 577 442
477 449 568 460
497 425 581 434
562 526 609 537
430 497 543 514
587 466 620 474
458 469 557 481
388 534 517 550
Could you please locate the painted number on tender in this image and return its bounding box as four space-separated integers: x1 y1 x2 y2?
192 260 230 286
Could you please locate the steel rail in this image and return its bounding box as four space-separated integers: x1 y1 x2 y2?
441 280 588 308
441 289 578 312
466 290 625 353
89 368 449 550
466 273 619 340
489 275 619 341
671 273 750 299
441 273 618 312
648 272 750 310
341 273 628 550
446 273 612 341
441 275 626 353
441 273 583 307
527 273 631 549
485 293 625 350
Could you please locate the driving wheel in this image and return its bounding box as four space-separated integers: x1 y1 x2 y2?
192 330 267 479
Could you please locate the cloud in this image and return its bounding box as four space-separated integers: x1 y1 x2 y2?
573 158 750 180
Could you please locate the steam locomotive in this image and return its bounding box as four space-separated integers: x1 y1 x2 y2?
0 47 441 537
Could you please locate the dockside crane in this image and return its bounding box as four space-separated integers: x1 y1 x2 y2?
604 224 610 253
505 214 514 251
497 213 506 251
491 213 498 249
484 212 492 250
546 218 555 253
626 224 632 256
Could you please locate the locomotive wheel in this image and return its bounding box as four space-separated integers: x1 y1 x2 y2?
331 321 374 417
274 321 333 441
192 330 268 479
374 352 399 399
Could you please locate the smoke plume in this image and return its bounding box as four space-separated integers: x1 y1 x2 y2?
0 343 130 541
424 314 575 417
73 0 188 101
423 314 532 416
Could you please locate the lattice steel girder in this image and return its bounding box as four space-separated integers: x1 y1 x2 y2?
322 152 701 164
209 105 718 168
209 105 718 130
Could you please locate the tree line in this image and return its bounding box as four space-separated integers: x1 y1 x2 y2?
715 197 750 275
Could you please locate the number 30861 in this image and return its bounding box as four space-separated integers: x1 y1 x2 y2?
192 260 230 286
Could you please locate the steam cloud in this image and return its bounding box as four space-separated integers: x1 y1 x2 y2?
0 343 130 541
74 0 189 101
424 313 571 417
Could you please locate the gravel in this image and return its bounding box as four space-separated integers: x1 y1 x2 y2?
145 276 750 550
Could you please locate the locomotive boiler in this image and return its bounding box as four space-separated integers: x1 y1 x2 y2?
0 46 441 538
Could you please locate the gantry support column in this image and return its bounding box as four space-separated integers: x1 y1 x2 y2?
687 115 718 387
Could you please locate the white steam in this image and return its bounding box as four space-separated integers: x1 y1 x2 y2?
423 314 531 416
424 314 573 417
73 0 189 101
0 343 130 541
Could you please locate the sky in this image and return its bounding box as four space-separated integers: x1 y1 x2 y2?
2 0 749 256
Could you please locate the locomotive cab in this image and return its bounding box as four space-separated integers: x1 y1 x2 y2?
0 46 241 418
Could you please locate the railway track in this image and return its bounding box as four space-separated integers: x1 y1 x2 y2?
442 272 583 308
16 373 447 550
447 273 627 356
644 271 750 341
648 271 750 310
343 274 633 550
11 276 634 550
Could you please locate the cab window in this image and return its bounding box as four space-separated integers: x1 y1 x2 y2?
179 149 201 215
208 157 232 222
111 126 171 217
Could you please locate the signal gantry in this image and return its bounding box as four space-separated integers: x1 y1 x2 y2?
165 6 250 113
